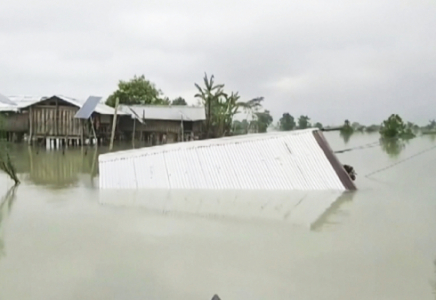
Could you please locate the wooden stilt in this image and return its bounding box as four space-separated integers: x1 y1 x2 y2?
109 97 119 151
132 117 136 148
90 117 98 148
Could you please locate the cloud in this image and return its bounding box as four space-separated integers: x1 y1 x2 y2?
0 0 435 125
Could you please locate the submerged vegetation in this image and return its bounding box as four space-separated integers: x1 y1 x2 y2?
379 114 415 140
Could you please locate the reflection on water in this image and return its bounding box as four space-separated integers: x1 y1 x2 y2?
0 187 17 259
426 133 436 142
433 259 436 298
310 191 355 231
99 189 352 230
7 145 107 188
0 133 436 300
339 130 353 144
380 138 408 158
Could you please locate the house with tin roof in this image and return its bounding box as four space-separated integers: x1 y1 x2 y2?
118 104 206 145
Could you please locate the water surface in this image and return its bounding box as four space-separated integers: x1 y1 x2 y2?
0 132 435 300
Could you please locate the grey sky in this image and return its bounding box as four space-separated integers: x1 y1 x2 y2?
1 0 435 126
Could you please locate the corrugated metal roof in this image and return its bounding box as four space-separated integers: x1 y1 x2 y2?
119 105 206 121
4 95 126 115
74 96 103 119
53 95 125 115
0 94 17 106
7 95 46 108
99 128 354 191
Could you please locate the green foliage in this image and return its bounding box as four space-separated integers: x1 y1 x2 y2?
253 110 273 133
171 97 187 105
422 119 436 134
379 114 415 140
232 119 251 135
195 73 264 138
427 119 436 130
106 75 169 107
406 121 420 134
365 124 380 133
341 119 354 134
314 122 323 129
279 113 296 131
297 115 311 129
351 122 365 132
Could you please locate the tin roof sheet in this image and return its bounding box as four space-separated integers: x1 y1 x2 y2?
74 96 103 119
99 129 352 191
119 105 206 121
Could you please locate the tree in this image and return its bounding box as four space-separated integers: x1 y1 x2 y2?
171 97 187 106
194 73 226 138
366 124 380 133
406 121 420 134
379 114 415 139
423 119 436 131
106 75 168 107
351 122 365 132
253 110 273 133
297 115 311 129
341 119 354 134
232 120 244 134
340 119 354 144
194 73 264 138
314 122 323 129
279 113 296 131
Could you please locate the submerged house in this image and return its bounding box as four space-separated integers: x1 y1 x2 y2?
0 95 125 146
0 94 31 141
98 128 357 191
118 105 206 145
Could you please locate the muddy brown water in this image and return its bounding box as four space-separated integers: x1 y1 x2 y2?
0 132 435 300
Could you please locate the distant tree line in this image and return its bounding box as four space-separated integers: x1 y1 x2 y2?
104 74 436 141
105 74 274 139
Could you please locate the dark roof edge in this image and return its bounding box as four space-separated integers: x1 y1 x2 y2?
312 130 357 191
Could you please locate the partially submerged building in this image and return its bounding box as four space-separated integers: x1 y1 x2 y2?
0 95 126 146
118 105 206 145
98 128 357 191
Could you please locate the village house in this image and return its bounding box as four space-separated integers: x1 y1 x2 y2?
118 105 206 145
1 94 207 147
0 95 125 146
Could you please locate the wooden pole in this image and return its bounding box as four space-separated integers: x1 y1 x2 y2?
132 117 136 148
80 119 84 147
90 116 98 147
109 97 119 151
28 106 33 145
142 110 145 144
181 113 184 142
55 98 58 136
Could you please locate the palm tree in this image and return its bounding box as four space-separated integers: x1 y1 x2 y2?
194 73 226 138
195 73 264 137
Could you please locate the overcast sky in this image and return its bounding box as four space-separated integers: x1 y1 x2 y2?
1 0 435 126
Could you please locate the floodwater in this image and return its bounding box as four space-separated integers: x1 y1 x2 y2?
0 132 435 300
